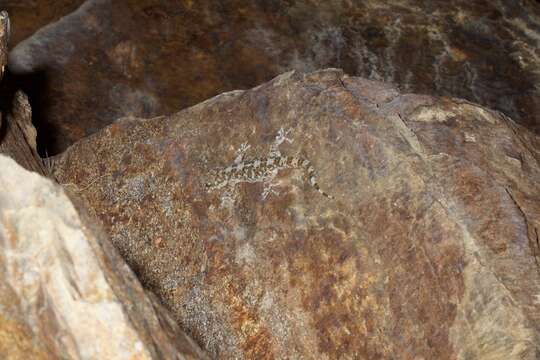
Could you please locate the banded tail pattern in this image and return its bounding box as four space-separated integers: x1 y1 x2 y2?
282 156 333 199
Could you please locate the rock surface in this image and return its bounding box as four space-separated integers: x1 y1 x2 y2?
0 0 84 46
0 155 208 359
8 0 540 154
53 69 540 359
0 9 8 79
0 90 49 176
0 11 48 177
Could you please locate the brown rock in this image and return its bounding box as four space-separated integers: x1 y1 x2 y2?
53 69 540 358
0 1 84 46
0 11 47 175
0 155 209 359
8 0 540 155
0 90 47 175
0 10 8 79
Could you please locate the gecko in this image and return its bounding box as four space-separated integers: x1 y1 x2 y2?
204 128 333 199
204 154 333 199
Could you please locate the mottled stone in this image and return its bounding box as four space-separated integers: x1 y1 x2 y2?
0 10 8 79
7 0 540 154
0 11 45 176
0 155 209 359
53 69 540 359
0 0 84 46
0 90 47 175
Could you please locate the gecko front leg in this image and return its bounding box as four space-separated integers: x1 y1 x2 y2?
269 127 293 157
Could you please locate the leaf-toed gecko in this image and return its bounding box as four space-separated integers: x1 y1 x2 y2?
204 128 333 199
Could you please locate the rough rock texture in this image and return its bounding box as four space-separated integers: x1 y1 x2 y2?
0 90 48 175
0 0 84 46
8 0 540 154
53 69 540 359
0 155 208 359
0 10 8 78
0 11 47 176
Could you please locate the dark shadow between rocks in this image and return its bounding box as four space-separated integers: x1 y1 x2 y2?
0 76 14 145
2 68 59 157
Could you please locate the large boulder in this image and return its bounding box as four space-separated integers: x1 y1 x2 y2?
53 69 540 359
0 155 208 359
7 0 540 154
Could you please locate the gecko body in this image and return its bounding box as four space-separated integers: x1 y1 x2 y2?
205 154 333 199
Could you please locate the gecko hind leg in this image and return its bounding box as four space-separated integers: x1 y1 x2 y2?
261 181 280 200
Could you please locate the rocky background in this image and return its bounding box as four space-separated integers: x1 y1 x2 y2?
1 0 540 154
0 1 539 359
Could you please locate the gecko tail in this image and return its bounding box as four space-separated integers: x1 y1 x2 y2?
300 158 333 199
313 182 334 199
